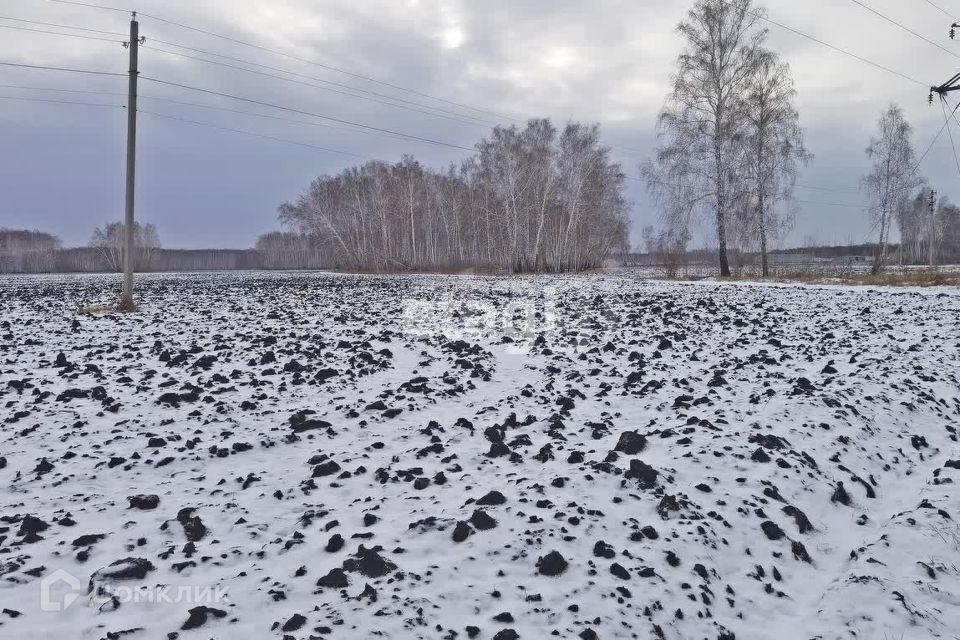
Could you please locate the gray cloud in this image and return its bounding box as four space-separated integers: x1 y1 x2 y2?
2 0 958 249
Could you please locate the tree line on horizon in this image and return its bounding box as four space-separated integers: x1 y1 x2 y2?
0 226 330 274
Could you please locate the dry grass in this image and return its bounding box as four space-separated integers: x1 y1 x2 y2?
667 269 960 288
77 300 139 315
77 303 117 316
77 303 118 316
840 270 960 287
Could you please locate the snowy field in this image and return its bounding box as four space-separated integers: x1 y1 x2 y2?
0 271 958 640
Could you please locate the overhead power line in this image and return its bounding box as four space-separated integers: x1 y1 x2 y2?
0 83 125 97
796 182 860 194
0 60 125 76
0 94 123 108
42 0 516 122
41 0 648 160
139 76 475 151
628 176 865 210
45 0 129 13
0 83 438 142
846 0 960 60
49 0 933 154
923 0 957 20
736 3 929 86
140 110 370 159
132 9 747 160
940 97 960 178
0 14 127 36
32 0 945 184
0 22 124 42
140 43 495 128
136 95 412 141
134 10 518 123
627 174 863 196
912 100 960 173
792 198 863 209
145 38 498 126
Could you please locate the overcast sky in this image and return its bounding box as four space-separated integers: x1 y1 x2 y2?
2 0 960 249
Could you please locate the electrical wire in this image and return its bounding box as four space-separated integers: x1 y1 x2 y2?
27 0 950 200
912 100 960 173
923 0 957 20
139 75 475 151
136 95 412 141
940 97 960 177
0 14 127 36
0 22 124 42
793 197 863 209
846 0 960 60
45 0 129 14
0 94 123 108
145 38 498 126
0 83 429 142
39 0 522 126
141 43 496 128
628 176 864 210
796 183 860 194
45 0 516 121
0 83 125 97
129 9 516 122
4 71 463 153
139 110 369 159
728 1 930 86
0 61 125 76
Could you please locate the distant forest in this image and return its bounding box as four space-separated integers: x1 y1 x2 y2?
4 222 957 276
0 228 330 275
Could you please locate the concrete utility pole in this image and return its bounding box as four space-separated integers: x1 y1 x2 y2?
120 13 141 310
929 189 937 267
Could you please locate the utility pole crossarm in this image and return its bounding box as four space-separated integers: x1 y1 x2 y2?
930 73 960 104
936 25 960 101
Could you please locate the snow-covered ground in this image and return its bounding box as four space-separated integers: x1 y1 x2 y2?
1 271 958 640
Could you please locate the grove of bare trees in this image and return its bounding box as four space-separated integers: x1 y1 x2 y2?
863 104 922 274
643 0 807 277
0 229 61 273
897 188 960 266
642 1 960 277
278 119 629 273
90 222 162 272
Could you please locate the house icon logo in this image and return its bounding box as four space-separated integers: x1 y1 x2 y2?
40 569 84 612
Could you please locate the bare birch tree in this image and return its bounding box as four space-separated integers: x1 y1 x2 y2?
645 0 767 277
863 104 921 274
741 50 809 276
